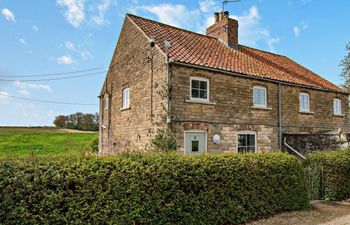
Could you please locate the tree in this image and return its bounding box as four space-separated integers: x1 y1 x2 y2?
340 42 350 90
53 112 99 131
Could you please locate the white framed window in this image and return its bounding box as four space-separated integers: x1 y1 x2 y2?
104 95 109 110
237 131 257 153
253 86 267 107
190 77 209 101
122 87 130 109
333 98 342 115
299 93 310 112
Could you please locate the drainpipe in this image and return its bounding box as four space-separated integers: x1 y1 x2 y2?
164 41 172 128
278 82 282 150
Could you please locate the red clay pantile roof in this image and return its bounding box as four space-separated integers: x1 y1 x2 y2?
128 14 346 93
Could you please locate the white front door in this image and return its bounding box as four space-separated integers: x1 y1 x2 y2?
185 132 206 154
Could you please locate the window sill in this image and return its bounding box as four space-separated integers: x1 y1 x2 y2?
251 106 272 110
120 106 131 111
185 99 216 105
333 114 345 117
298 111 314 115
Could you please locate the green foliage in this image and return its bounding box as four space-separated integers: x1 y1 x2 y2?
150 128 177 152
90 137 99 153
54 112 99 131
304 150 350 201
340 42 350 90
0 133 98 157
0 153 309 224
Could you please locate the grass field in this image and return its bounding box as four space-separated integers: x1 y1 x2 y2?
0 127 98 157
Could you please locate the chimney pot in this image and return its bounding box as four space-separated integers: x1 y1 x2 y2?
224 11 229 17
214 12 219 22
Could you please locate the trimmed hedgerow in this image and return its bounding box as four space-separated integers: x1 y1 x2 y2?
304 150 350 201
0 153 308 224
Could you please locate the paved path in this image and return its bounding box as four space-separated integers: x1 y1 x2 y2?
247 201 350 225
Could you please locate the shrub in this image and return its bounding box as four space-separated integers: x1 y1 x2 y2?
90 137 99 153
304 150 350 201
0 153 308 224
149 128 177 152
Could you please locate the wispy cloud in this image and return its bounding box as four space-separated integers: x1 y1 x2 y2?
57 55 75 64
0 91 10 104
57 0 85 28
293 22 308 37
32 25 39 32
91 0 111 25
19 38 27 45
14 81 52 93
1 8 15 22
65 41 93 60
231 6 280 52
133 3 279 52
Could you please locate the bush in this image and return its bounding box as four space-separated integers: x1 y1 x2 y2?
0 153 308 224
304 150 350 201
90 137 99 152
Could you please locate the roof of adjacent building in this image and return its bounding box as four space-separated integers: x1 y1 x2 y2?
128 14 346 93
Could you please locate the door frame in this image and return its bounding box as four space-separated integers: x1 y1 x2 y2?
184 130 208 155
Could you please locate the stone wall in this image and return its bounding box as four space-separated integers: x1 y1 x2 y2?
170 64 348 153
283 133 349 156
99 16 167 154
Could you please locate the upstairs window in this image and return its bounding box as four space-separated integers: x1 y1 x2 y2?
333 99 342 115
122 87 130 109
299 93 310 112
190 77 209 101
253 86 267 107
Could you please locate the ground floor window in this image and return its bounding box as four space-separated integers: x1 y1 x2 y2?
237 131 256 153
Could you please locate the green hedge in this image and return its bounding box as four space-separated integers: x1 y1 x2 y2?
304 150 350 201
0 153 308 224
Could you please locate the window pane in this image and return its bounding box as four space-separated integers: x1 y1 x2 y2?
200 90 207 99
192 140 199 152
238 147 246 153
253 88 266 106
238 134 246 147
247 134 255 146
192 80 199 88
200 81 207 90
192 89 199 98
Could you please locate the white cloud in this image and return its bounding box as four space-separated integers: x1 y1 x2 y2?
65 40 93 60
137 4 201 28
1 8 15 22
57 55 75 64
134 3 279 52
14 81 52 93
293 22 308 37
19 90 30 96
199 0 217 13
91 0 111 25
231 6 280 52
19 38 26 45
57 0 85 28
0 91 10 104
32 25 39 31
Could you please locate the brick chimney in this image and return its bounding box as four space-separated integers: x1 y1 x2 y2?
206 11 239 48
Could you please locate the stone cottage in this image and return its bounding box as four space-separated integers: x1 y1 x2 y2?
99 12 349 155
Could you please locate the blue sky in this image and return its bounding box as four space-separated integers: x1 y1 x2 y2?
0 0 349 126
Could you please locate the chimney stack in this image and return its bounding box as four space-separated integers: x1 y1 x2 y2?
206 11 239 48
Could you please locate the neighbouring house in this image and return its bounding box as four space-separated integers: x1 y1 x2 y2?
99 11 349 155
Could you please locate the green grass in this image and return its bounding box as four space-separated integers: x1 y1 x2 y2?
0 127 98 157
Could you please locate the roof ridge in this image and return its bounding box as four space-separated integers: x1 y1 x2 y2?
239 44 287 58
126 13 218 40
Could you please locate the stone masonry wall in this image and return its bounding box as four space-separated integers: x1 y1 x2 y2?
99 16 167 154
170 64 348 153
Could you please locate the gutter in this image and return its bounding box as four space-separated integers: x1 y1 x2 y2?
170 61 347 95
